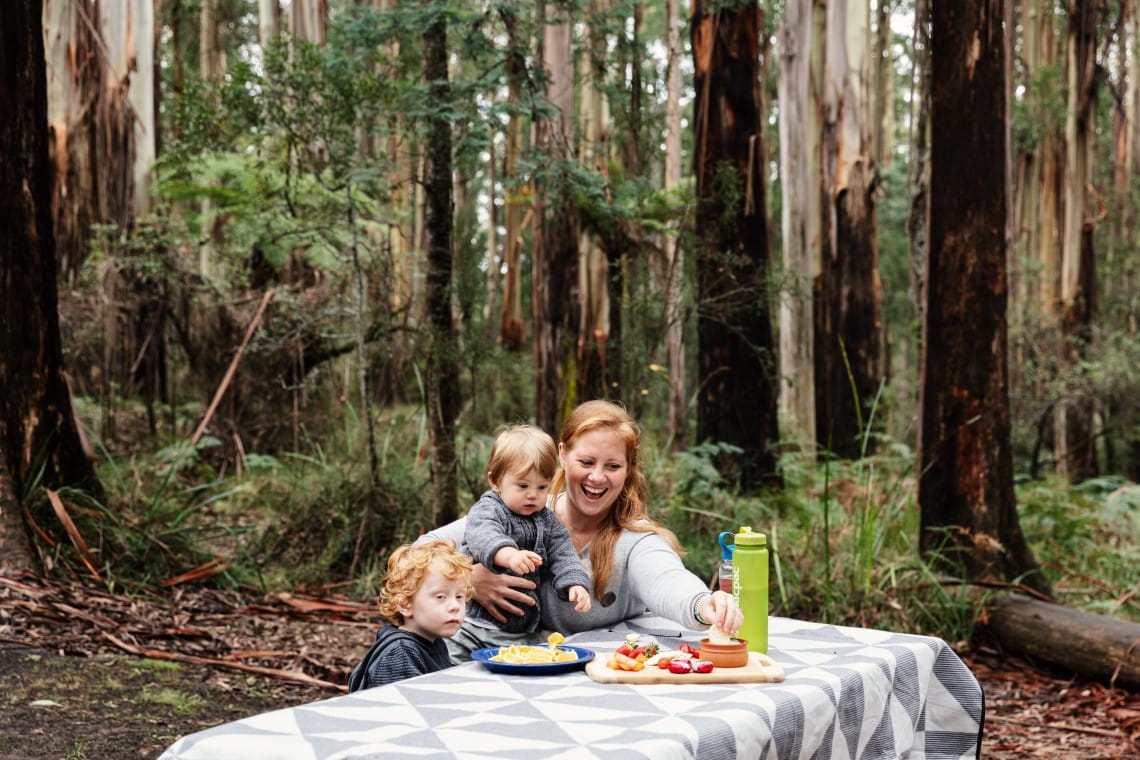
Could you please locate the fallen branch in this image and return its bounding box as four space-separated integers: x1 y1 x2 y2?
45 489 100 579
985 592 1140 690
987 714 1127 739
191 288 275 446
103 632 347 693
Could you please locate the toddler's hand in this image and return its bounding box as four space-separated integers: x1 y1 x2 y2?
569 585 591 613
505 550 543 574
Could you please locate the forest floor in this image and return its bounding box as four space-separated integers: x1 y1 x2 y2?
2 572 1138 760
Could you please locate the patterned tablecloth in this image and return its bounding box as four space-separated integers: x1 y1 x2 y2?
158 615 984 759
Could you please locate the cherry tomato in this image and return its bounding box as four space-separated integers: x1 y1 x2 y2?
668 659 693 674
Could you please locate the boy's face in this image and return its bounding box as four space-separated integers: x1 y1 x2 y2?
491 467 550 517
398 567 467 641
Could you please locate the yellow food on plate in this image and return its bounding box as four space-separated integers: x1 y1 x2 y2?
490 644 578 664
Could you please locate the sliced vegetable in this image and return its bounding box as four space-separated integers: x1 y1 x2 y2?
612 651 644 671
668 659 693 674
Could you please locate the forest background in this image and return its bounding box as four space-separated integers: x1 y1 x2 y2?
2 0 1138 693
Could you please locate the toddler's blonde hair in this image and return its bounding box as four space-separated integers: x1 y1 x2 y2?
486 424 558 486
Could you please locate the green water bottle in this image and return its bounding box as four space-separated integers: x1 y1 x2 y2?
732 526 768 653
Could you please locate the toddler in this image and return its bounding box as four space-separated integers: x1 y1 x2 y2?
449 424 590 659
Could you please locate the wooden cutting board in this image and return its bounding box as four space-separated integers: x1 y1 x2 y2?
585 651 785 685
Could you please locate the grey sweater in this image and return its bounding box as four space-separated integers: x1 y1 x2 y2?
463 490 591 634
425 515 709 635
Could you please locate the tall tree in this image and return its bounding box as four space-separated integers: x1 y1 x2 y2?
288 0 327 45
1055 0 1099 482
533 0 581 433
258 0 280 52
816 0 884 459
1009 0 1062 479
777 0 823 450
691 0 780 489
43 0 143 281
423 0 459 524
498 5 528 352
577 0 613 402
921 0 1046 592
906 0 930 367
2 0 102 573
662 0 686 447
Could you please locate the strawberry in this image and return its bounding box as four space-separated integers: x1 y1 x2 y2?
668 658 693 674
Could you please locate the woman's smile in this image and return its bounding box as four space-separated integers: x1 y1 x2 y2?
562 429 628 517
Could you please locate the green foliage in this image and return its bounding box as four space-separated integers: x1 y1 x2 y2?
1017 476 1140 622
655 441 991 644
1011 64 1064 154
25 427 248 588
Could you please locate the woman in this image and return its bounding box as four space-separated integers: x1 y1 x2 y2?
422 400 742 640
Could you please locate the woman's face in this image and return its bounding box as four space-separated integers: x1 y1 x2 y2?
560 429 629 522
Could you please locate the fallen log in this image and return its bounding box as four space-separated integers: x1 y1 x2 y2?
985 592 1140 691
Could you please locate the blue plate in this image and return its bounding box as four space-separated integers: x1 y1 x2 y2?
471 645 595 675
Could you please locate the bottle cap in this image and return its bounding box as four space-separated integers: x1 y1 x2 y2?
717 531 736 560
734 526 767 546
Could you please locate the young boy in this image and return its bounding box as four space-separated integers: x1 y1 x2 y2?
450 425 591 659
348 540 473 691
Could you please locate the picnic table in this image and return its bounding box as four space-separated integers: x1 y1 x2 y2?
158 615 984 759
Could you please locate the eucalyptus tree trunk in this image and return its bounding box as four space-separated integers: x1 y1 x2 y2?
921 0 1046 593
777 0 823 452
1022 3 1062 327
663 0 686 447
199 0 225 277
1124 0 1140 480
577 0 612 403
43 0 140 280
423 1 459 525
112 0 156 216
817 0 884 459
1055 0 1099 482
906 0 930 372
2 0 103 573
288 0 327 44
871 0 893 168
259 0 280 52
498 5 527 352
377 0 415 365
691 0 780 489
533 0 581 434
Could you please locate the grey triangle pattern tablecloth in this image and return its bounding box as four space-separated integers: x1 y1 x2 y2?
159 616 983 760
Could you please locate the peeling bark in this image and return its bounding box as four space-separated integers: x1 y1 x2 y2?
691 0 780 489
2 0 103 573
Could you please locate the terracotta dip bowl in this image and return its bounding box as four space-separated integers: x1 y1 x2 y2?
698 638 749 668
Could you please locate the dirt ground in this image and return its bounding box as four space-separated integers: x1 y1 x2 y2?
0 648 328 760
2 573 1137 759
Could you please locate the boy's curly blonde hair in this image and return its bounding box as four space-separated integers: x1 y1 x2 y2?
378 540 473 624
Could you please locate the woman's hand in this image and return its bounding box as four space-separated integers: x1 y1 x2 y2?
699 590 744 635
471 563 537 623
